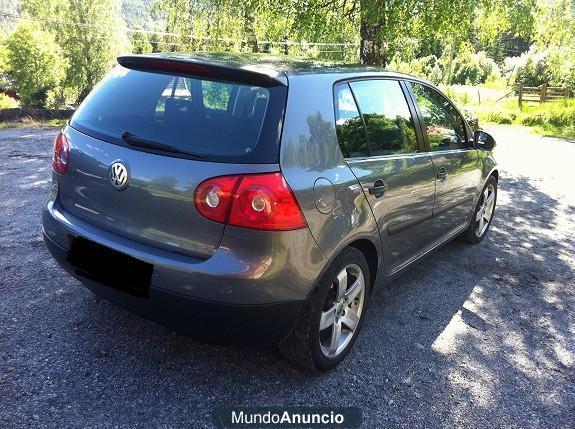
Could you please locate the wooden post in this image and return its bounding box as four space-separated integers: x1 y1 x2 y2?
519 83 523 109
540 83 547 103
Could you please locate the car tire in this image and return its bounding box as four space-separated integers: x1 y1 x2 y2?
461 175 498 244
278 247 370 370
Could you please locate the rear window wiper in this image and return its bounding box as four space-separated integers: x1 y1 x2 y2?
121 131 207 159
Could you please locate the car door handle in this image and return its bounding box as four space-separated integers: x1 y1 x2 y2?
436 167 448 182
368 180 386 197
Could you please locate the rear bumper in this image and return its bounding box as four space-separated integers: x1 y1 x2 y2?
42 190 325 343
44 230 305 344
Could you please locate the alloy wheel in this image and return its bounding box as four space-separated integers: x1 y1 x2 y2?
319 264 366 358
475 183 496 237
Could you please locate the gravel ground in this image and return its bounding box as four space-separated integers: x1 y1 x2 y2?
0 125 574 428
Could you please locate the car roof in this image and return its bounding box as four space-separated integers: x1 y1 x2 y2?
121 52 428 84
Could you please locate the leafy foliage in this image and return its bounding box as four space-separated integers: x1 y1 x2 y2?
391 49 501 86
508 47 575 93
0 93 18 108
130 29 153 54
5 22 66 107
21 0 130 102
0 0 573 114
451 50 501 85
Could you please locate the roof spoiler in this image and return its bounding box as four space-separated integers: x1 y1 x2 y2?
117 55 287 88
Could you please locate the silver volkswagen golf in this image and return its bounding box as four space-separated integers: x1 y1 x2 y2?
43 53 498 370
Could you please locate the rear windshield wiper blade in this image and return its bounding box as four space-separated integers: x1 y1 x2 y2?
121 131 206 159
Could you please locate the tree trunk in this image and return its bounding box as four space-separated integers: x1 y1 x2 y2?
244 7 258 53
359 0 387 66
360 20 386 66
444 38 456 85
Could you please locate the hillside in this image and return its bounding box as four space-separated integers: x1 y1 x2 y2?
0 0 158 35
0 0 21 35
121 0 157 29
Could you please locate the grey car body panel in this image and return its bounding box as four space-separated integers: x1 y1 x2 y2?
59 126 280 259
346 153 437 273
427 149 481 238
43 54 498 342
43 188 326 305
279 69 497 283
279 73 383 283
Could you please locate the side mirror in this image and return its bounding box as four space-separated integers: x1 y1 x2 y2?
474 130 495 151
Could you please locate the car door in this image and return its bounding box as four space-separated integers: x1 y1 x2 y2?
334 79 437 274
407 82 481 241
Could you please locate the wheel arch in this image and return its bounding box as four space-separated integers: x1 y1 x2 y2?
347 238 380 291
304 235 382 305
490 168 499 182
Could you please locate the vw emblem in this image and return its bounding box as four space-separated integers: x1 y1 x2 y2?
109 161 129 190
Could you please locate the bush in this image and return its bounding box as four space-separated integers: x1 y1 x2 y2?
393 49 502 86
509 47 575 94
510 49 549 90
520 113 544 126
391 55 445 84
524 101 575 128
0 93 18 109
451 51 501 85
4 23 67 108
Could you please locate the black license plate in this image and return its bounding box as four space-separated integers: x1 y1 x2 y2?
67 237 153 297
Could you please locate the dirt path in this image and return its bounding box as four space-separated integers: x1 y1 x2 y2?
0 125 573 428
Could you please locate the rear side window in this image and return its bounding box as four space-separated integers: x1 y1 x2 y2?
349 80 418 156
70 66 286 163
334 83 370 158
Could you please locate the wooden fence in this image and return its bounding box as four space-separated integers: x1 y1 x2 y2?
519 83 571 107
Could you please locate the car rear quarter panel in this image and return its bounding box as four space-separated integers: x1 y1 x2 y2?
279 74 382 280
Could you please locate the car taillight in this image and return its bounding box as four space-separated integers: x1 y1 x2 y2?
194 175 240 223
52 131 70 175
194 172 306 231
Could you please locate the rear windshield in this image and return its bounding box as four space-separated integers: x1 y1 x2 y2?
70 66 287 163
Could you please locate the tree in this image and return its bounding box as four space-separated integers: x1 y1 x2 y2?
61 0 130 101
243 0 258 52
22 0 130 102
288 0 477 66
534 0 575 48
509 0 575 92
5 22 67 107
130 29 153 54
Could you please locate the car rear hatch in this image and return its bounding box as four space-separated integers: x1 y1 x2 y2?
57 55 288 259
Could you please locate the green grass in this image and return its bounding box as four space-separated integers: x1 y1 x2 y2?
530 123 575 140
478 100 575 140
443 84 575 140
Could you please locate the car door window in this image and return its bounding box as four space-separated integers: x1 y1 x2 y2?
411 83 467 151
349 80 418 156
334 83 369 158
